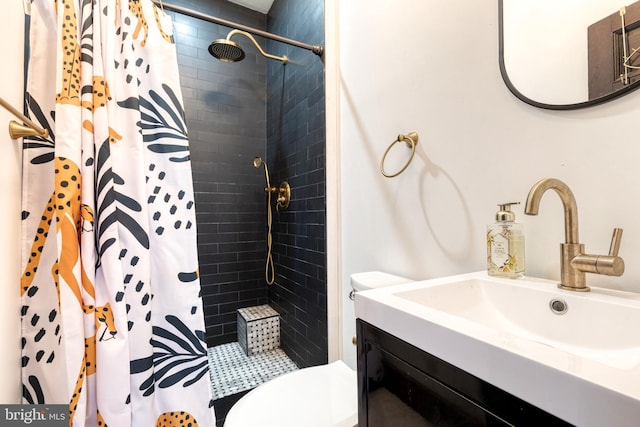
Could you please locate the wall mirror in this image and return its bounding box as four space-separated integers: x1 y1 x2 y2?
499 0 640 110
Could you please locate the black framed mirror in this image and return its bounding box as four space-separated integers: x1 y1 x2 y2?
499 0 640 110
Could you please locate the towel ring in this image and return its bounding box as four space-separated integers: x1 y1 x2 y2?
380 132 419 178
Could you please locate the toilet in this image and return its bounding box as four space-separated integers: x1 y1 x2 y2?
223 360 357 427
223 271 412 427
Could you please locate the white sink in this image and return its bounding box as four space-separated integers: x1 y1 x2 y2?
395 277 640 369
354 271 640 427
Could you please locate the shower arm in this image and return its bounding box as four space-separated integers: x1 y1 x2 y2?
154 1 324 57
226 30 288 63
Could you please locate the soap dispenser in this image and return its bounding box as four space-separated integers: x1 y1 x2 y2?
487 202 524 278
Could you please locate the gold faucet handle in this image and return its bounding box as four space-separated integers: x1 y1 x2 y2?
591 228 624 276
570 228 625 278
609 228 623 257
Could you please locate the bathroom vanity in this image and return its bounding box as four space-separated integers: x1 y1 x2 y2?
356 320 569 426
354 272 640 427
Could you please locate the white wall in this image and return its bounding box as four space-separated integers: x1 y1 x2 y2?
336 0 640 369
0 0 25 403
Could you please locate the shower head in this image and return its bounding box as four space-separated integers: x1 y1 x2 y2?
208 39 246 63
209 30 288 64
253 157 265 168
253 156 272 191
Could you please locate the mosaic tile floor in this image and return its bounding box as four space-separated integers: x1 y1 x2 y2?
207 342 299 400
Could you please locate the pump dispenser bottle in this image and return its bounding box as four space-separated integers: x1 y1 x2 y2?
487 202 524 278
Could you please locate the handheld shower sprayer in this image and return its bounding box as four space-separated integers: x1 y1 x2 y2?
254 156 275 285
253 156 273 192
253 157 291 285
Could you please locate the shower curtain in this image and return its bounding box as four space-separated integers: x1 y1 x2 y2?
20 0 215 425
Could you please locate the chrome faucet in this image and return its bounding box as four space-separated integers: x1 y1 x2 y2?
524 178 624 292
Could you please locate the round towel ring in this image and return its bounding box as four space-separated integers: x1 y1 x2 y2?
380 132 419 178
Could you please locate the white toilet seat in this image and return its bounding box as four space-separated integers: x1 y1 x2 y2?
223 360 357 427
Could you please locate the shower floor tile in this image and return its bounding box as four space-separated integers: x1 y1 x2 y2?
207 342 298 400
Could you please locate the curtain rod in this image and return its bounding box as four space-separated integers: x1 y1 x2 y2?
155 1 324 57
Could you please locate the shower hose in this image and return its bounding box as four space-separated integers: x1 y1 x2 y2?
254 156 276 285
265 184 275 285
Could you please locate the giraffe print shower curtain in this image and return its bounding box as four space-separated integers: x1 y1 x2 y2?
20 0 215 425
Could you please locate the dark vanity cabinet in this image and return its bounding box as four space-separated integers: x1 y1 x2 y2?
356 320 573 426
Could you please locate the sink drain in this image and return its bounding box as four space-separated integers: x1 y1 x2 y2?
549 298 568 315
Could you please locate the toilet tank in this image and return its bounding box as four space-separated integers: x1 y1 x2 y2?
350 271 412 294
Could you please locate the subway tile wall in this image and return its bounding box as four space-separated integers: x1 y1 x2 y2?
266 0 327 368
169 0 327 365
171 0 269 347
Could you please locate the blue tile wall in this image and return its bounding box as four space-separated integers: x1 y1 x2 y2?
169 0 327 367
265 0 327 368
170 0 269 346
